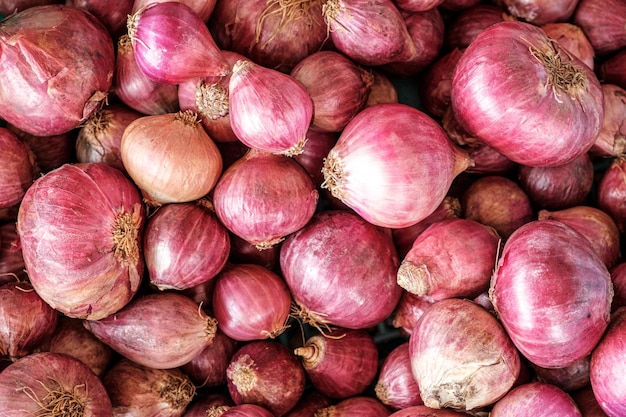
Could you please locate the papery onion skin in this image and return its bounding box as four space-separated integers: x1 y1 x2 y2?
572 0 626 56
0 128 37 210
103 358 196 417
541 23 595 70
500 0 578 25
212 263 292 341
490 382 583 417
315 396 391 417
143 199 230 291
17 163 145 320
127 1 228 84
226 340 306 417
121 110 223 206
85 292 218 369
597 158 626 233
322 103 471 229
590 83 626 158
280 210 402 330
213 149 318 249
451 21 603 167
0 5 114 137
490 220 613 369
0 222 26 283
389 406 472 417
375 342 423 410
181 329 238 387
410 298 521 411
294 328 379 399
0 351 113 416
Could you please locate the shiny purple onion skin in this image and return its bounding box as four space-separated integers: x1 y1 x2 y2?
491 220 613 369
490 382 583 417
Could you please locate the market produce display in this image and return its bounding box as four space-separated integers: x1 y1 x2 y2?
1 0 626 416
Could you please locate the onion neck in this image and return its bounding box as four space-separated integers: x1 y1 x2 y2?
159 375 196 409
196 82 229 120
321 149 344 200
112 204 142 265
294 343 321 368
207 406 231 417
256 0 325 46
174 109 202 126
229 354 258 394
396 261 431 297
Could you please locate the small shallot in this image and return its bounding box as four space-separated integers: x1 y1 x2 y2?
490 382 583 417
572 0 626 56
8 125 75 173
597 158 626 232
419 48 464 120
375 342 423 409
391 291 437 336
444 4 512 51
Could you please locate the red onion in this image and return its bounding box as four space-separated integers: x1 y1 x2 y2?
85 292 218 369
541 23 595 70
389 406 472 417
314 396 391 417
75 104 143 173
8 124 76 173
127 2 228 84
375 342 423 409
0 0 61 15
217 139 251 170
443 5 512 52
181 329 238 387
121 110 223 206
611 262 626 310
0 281 58 360
490 382 582 416
0 222 26 283
113 34 180 115
213 150 318 249
133 0 217 22
597 158 626 232
294 328 379 399
229 59 313 156
103 358 195 417
538 206 621 269
17 163 145 320
590 306 626 416
366 70 399 107
182 274 217 307
209 0 327 73
228 232 281 270
397 218 500 301
292 129 339 186
410 298 521 411
321 103 471 228
419 48 464 120
212 263 292 341
393 0 443 12
143 199 230 291
280 210 402 330
391 291 436 336
322 0 417 66
499 0 578 25
183 393 234 417
517 152 594 210
573 0 626 56
599 49 626 90
491 220 613 368
44 316 113 378
0 5 114 136
291 51 372 133
439 0 480 11
532 355 591 392
590 83 626 158
226 340 306 416
283 390 331 417
0 351 112 415
221 404 275 417
451 21 603 167
461 175 533 239
571 387 610 417
66 0 134 38
0 128 37 210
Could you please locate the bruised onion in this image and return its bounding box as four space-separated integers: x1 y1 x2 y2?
499 0 578 25
0 352 112 415
597 158 626 232
590 83 626 158
541 23 595 70
0 128 37 210
121 110 223 206
17 163 145 320
321 103 471 228
280 210 402 330
375 342 423 410
143 199 230 291
85 292 218 369
181 329 238 387
572 0 626 56
212 263 292 341
0 5 114 136
103 358 196 417
490 382 582 417
294 328 379 399
226 340 306 416
315 396 391 417
127 1 228 84
451 21 603 167
490 220 613 368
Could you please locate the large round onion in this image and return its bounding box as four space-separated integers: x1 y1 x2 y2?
321 103 471 228
17 163 145 320
490 219 613 369
451 21 603 167
0 5 114 136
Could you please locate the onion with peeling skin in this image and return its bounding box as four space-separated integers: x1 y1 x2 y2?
590 83 626 158
17 163 145 320
375 342 423 410
410 298 521 411
490 220 613 369
572 0 626 56
597 158 626 233
0 128 38 211
541 23 595 70
499 0 578 25
391 291 436 336
181 329 238 388
294 328 379 400
491 382 583 416
85 292 218 369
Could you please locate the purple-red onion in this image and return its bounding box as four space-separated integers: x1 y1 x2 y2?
444 4 513 51
366 70 399 107
499 0 578 25
66 0 134 39
283 390 331 417
292 129 339 187
419 48 464 120
183 393 234 417
315 396 391 417
228 232 281 271
532 355 591 393
597 157 626 232
132 0 217 22
221 404 275 417
375 342 423 410
0 128 37 211
611 262 626 310
0 222 26 283
490 382 583 416
8 124 76 173
181 329 238 388
599 49 626 90
393 0 443 12
389 406 472 417
541 22 595 70
571 387 610 417
572 0 626 56
590 83 626 158
392 291 437 336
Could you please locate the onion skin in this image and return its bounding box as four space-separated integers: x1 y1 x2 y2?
0 128 37 210
212 263 292 341
180 329 238 387
388 406 472 416
221 404 275 417
226 340 306 416
280 210 402 330
292 129 339 187
611 262 626 310
0 0 61 15
132 0 217 22
0 5 114 136
294 328 379 399
85 292 218 369
8 124 76 174
366 70 399 107
391 291 437 336
419 48 464 120
597 158 626 233
500 0 578 25
315 396 391 417
393 0 443 12
397 218 500 301
599 49 626 90
490 382 582 417
451 21 603 167
213 149 318 249
572 0 626 56
143 199 231 291
490 220 613 369
66 0 134 39
17 163 145 320
590 83 626 158
103 358 196 417
0 222 26 283
410 298 521 411
444 5 512 52
532 355 591 393
321 103 472 229
183 393 234 417
375 342 423 410
541 23 595 70
0 351 113 416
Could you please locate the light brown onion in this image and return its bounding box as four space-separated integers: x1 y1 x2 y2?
541 23 595 70
590 83 626 158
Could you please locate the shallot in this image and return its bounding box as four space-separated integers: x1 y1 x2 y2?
0 128 37 211
375 342 423 409
572 0 626 56
490 381 583 417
